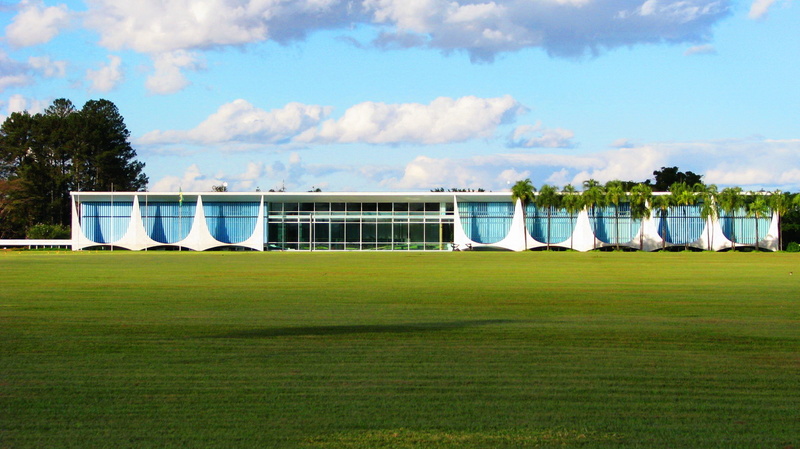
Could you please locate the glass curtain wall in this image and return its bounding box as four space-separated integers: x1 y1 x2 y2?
720 208 771 245
141 201 196 244
525 204 577 244
80 201 133 244
589 203 639 245
458 202 513 244
658 204 704 245
204 202 259 244
267 202 454 250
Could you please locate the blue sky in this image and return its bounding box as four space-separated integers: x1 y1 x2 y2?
1 0 797 192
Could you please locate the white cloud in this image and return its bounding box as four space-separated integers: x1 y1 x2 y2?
86 55 124 92
5 0 70 48
382 137 800 192
366 0 730 61
150 164 212 192
684 44 716 55
747 0 788 18
230 161 266 190
150 159 311 192
0 52 32 92
297 95 525 144
610 138 636 148
85 0 355 54
509 122 575 148
82 0 730 66
28 56 68 78
141 96 525 148
146 50 204 95
140 100 332 146
5 94 49 115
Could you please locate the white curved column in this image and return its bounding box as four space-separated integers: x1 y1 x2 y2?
113 195 161 250
233 196 265 251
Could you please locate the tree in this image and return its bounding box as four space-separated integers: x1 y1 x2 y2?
511 179 535 251
535 184 560 250
769 190 792 250
695 183 718 251
651 194 673 250
746 194 769 251
669 182 696 251
604 180 627 250
629 183 652 250
717 187 745 251
581 182 605 250
651 166 703 191
75 99 147 192
0 98 147 237
561 184 583 250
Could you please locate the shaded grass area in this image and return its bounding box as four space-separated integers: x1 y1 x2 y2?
1 251 799 448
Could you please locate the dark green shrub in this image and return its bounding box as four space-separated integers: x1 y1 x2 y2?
785 242 800 252
26 223 71 239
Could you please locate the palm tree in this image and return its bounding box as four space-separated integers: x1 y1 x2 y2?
629 183 652 251
651 193 673 251
511 179 536 251
746 194 769 251
604 180 627 250
535 184 561 250
561 184 583 250
669 182 695 251
582 183 606 250
694 183 718 251
769 190 791 250
717 187 744 251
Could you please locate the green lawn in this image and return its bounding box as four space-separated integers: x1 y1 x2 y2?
1 251 798 448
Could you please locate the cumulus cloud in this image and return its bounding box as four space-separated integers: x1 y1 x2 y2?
5 94 49 115
5 0 70 48
508 122 575 148
81 0 730 66
28 56 68 78
365 0 730 61
0 94 50 122
297 95 525 144
382 137 800 192
0 52 31 92
747 0 788 18
146 50 204 95
85 0 358 54
150 164 213 192
141 96 525 148
86 55 124 92
140 100 332 146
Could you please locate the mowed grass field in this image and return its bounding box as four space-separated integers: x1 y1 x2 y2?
1 251 798 448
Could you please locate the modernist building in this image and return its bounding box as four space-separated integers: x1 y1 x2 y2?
70 191 779 252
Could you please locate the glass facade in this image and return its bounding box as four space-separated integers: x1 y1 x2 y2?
266 202 454 250
526 204 578 244
80 201 133 244
459 202 514 244
140 201 196 244
588 203 641 245
657 204 705 245
720 208 771 244
204 202 259 244
73 192 777 252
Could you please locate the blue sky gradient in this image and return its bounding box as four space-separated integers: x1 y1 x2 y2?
1 0 797 192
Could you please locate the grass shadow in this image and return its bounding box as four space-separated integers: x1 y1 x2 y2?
215 319 518 339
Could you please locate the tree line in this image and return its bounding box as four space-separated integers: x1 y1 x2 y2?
0 99 148 239
511 173 800 251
